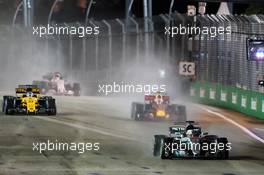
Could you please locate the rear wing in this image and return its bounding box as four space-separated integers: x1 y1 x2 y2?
170 124 186 129
18 85 38 89
174 121 198 125
144 95 170 101
16 86 40 94
16 88 27 94
186 121 199 125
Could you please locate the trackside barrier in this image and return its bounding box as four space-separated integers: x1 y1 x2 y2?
190 82 264 120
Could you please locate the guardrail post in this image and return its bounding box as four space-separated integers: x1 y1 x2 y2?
102 20 112 81
159 14 170 63
116 18 126 66
76 22 86 73
63 23 73 71
89 20 99 71
129 17 140 63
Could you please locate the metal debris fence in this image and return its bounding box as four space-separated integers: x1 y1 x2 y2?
0 13 263 92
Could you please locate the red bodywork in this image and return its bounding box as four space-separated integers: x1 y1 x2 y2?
144 95 170 103
143 94 172 120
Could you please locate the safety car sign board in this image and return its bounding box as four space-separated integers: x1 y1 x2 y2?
179 62 195 76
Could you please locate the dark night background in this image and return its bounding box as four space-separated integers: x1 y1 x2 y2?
0 0 263 25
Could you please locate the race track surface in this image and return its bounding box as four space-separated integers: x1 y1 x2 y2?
0 96 263 175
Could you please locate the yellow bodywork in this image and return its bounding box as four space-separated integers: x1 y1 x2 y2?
156 110 166 117
21 97 38 113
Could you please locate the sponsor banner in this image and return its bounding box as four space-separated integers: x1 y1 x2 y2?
209 88 216 100
190 88 195 97
232 92 237 104
241 95 247 108
191 82 264 120
220 90 227 102
251 98 257 111
200 88 205 98
262 100 264 112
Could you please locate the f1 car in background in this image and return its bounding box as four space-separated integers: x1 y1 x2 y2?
131 92 186 121
32 72 81 96
153 121 230 159
2 85 57 115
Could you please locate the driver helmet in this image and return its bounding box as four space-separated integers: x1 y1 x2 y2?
186 129 193 137
26 92 34 97
155 92 163 105
54 72 62 79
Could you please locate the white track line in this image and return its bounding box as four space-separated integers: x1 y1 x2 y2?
199 106 264 144
33 116 136 141
254 128 264 132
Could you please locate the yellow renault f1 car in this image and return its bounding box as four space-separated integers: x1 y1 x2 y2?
2 85 56 115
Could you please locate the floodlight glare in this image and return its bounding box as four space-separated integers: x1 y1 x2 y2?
158 69 166 78
258 80 264 86
247 39 264 61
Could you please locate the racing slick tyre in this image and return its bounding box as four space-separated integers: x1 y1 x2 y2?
199 136 213 159
199 135 229 159
153 135 166 157
216 137 229 160
161 137 173 159
43 97 57 116
2 96 9 113
144 103 152 111
4 97 15 115
73 83 81 96
2 96 14 113
131 102 144 121
47 99 57 116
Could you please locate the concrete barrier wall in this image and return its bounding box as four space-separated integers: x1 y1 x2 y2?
191 82 264 120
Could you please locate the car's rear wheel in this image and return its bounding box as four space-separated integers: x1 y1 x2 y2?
153 135 165 157
47 99 57 116
216 138 229 160
161 137 173 159
4 97 15 115
2 96 7 113
73 83 81 96
42 97 57 116
131 102 144 121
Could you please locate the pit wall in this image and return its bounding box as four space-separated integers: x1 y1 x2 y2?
190 82 264 120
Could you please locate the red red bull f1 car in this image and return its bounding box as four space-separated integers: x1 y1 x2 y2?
131 92 186 121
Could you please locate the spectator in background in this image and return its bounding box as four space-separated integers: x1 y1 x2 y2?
51 1 64 23
75 0 88 21
52 0 88 23
8 0 124 25
77 0 88 11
